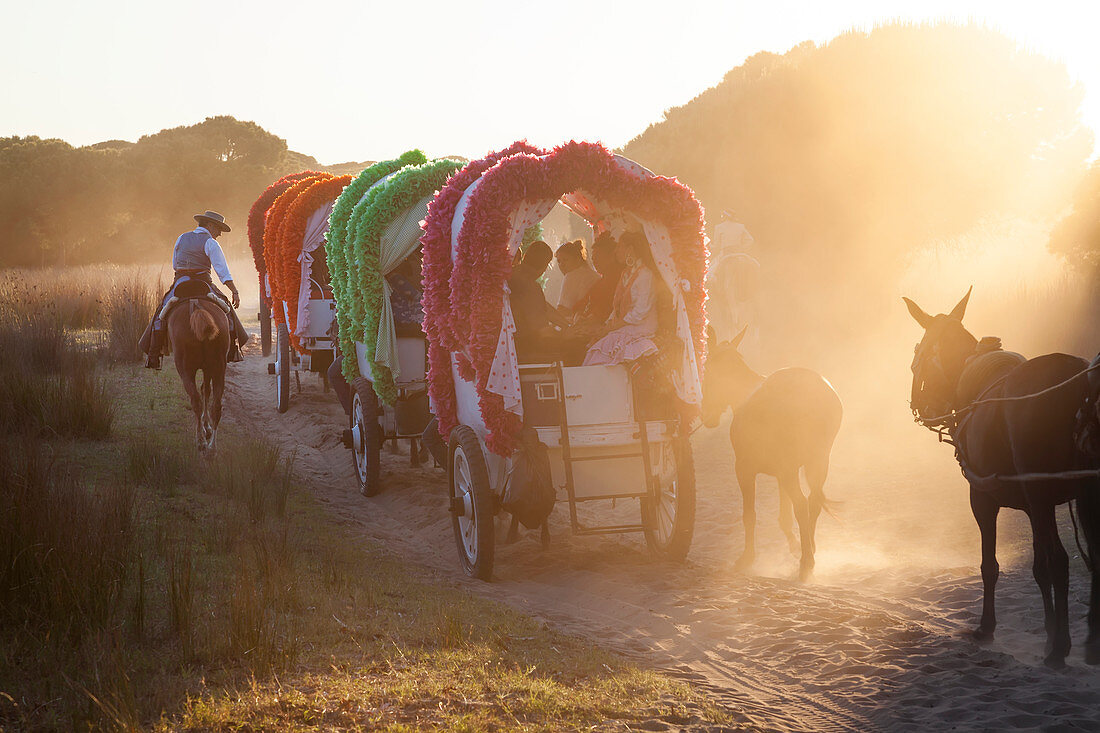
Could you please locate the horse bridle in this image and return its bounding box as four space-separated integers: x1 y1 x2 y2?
910 338 955 430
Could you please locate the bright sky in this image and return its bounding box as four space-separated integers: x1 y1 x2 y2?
3 0 1097 164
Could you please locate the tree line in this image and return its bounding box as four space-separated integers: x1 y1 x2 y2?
622 22 1098 317
0 116 365 267
3 24 1097 285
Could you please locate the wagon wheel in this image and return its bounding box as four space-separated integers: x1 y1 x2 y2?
275 323 290 413
642 433 696 561
259 298 272 357
350 378 383 496
449 425 495 580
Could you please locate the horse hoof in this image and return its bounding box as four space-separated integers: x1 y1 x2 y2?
972 627 995 643
733 554 755 573
1043 654 1067 671
798 566 814 583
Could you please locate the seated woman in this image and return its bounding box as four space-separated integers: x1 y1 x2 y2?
572 232 623 327
582 231 661 367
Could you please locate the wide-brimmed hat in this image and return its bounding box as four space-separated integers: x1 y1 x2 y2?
194 210 231 233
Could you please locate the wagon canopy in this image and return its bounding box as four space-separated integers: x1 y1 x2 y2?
247 171 321 301
421 140 708 456
326 152 464 404
262 172 354 350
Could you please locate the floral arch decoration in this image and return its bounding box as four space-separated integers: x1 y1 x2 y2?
247 171 321 303
273 174 354 350
262 173 331 334
335 157 464 404
422 140 708 456
419 141 547 445
326 151 430 382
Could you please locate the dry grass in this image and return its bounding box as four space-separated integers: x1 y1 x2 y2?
0 364 724 732
0 267 724 731
0 310 114 438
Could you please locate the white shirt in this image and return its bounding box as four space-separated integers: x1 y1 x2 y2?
557 265 600 310
195 226 234 285
713 221 755 264
622 265 656 326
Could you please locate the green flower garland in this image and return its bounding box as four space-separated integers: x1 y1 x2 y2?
343 157 464 403
326 151 428 381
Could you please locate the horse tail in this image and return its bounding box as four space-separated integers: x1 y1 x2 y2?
806 453 842 520
190 303 220 342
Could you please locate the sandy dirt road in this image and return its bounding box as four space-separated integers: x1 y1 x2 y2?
222 334 1100 732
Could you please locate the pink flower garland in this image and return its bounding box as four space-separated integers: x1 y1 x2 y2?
423 140 708 456
420 142 546 445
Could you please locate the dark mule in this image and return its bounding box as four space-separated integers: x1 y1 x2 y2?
905 289 1100 668
168 299 229 453
702 327 843 580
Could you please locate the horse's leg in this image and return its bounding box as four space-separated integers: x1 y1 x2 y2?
1030 516 1056 651
778 491 798 556
969 488 999 641
209 368 224 452
733 460 757 572
179 364 205 451
804 454 830 556
1029 501 1071 668
779 471 813 581
200 371 214 449
1076 489 1100 664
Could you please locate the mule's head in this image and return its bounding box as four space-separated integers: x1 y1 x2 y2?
701 325 762 428
903 288 978 422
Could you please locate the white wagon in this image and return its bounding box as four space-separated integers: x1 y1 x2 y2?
421 141 710 579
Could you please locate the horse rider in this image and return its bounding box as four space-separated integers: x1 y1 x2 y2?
142 210 250 369
706 210 761 357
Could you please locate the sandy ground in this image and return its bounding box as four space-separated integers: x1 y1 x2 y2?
217 319 1100 732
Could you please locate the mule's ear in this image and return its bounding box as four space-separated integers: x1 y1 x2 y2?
730 325 748 350
902 297 933 329
949 286 972 321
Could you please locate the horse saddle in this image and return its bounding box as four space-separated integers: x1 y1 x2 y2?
158 277 232 322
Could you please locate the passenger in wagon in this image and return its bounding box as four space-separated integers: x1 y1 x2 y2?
572 232 623 326
554 239 599 317
582 231 660 366
509 241 581 363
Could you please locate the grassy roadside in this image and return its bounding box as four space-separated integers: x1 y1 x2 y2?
1 356 728 730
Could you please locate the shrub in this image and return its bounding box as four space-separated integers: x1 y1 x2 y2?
0 441 136 640
108 279 155 363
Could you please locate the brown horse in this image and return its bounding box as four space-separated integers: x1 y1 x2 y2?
905 289 1100 668
702 327 843 580
167 299 229 453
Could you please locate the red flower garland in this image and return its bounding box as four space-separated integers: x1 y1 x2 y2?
276 175 353 351
420 142 546 443
247 171 322 302
424 141 708 456
263 174 332 328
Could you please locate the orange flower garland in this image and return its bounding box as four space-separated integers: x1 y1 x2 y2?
276 174 353 350
247 171 321 302
262 173 331 328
